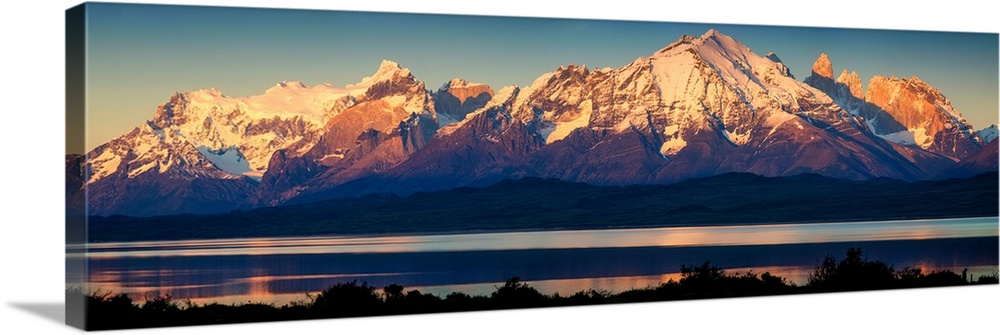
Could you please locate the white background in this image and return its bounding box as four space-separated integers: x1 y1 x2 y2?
1 1 997 334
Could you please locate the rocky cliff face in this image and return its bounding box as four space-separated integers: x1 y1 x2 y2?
433 78 494 125
813 53 834 78
805 54 985 161
836 69 863 100
865 76 984 159
833 69 864 113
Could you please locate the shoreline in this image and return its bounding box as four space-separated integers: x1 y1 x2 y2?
77 215 999 244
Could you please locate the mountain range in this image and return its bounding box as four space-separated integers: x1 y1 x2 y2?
67 30 998 216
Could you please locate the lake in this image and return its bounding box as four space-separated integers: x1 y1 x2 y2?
67 217 999 305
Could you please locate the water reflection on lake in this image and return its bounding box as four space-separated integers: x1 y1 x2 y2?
69 217 999 305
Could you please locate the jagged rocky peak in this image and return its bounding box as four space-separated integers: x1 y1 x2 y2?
765 52 794 79
553 64 591 80
836 69 863 100
557 63 588 72
804 53 851 106
803 52 984 160
764 52 781 62
151 92 187 126
811 53 834 79
439 78 494 104
657 34 698 53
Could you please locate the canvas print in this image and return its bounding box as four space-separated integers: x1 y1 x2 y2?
65 2 999 330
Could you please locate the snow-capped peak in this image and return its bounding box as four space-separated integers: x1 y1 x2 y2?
193 87 224 97
91 69 394 185
263 81 311 94
377 59 401 72
276 80 307 88
485 85 520 110
695 29 744 48
353 59 411 87
638 29 849 149
978 124 998 143
656 30 748 56
682 29 810 96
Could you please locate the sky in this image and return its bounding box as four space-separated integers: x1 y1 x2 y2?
78 2 999 153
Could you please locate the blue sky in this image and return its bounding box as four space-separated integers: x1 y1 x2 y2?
83 3 998 151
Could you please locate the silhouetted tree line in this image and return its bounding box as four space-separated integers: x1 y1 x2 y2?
70 248 998 330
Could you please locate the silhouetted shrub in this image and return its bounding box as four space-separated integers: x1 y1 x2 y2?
676 262 793 297
82 290 141 330
444 291 472 303
563 289 610 305
380 285 445 314
309 280 382 317
383 284 405 301
920 270 966 287
490 277 546 308
401 290 444 312
808 247 896 291
679 261 725 286
976 273 999 284
141 294 180 314
896 267 925 283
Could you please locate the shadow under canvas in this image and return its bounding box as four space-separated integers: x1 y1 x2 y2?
9 303 65 325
